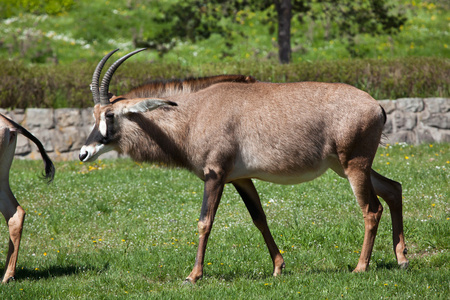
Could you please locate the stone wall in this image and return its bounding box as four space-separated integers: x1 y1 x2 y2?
1 97 449 161
379 98 449 145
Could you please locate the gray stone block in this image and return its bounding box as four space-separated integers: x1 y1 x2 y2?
396 98 424 112
25 108 55 129
55 108 82 127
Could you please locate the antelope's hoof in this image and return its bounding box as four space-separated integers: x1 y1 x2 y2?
183 278 195 285
399 260 409 270
273 262 286 276
352 265 368 273
1 276 14 284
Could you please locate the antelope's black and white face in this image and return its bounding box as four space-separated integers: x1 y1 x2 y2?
79 99 177 162
79 104 117 162
79 48 176 163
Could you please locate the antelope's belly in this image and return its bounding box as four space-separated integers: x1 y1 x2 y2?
227 154 343 184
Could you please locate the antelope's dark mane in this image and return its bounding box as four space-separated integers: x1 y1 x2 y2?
125 75 257 98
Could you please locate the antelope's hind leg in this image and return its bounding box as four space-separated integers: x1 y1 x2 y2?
344 157 383 272
371 169 409 269
1 200 25 284
0 127 25 283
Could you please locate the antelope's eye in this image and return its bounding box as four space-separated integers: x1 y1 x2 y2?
105 112 115 119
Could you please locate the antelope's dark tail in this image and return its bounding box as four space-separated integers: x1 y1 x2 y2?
0 114 55 183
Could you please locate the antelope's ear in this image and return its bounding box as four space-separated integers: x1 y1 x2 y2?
123 99 177 114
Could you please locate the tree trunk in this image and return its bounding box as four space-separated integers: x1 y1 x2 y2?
274 0 292 64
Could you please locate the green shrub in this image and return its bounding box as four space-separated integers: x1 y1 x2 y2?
0 0 76 19
0 57 448 109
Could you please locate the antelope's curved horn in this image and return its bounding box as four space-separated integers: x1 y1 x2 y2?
91 49 120 105
99 48 147 105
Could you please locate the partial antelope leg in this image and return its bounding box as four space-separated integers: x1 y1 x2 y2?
344 155 383 272
371 169 409 268
185 168 225 284
1 204 25 283
232 178 285 276
0 127 25 283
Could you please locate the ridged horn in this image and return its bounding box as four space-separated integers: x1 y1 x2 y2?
91 49 120 105
99 48 147 105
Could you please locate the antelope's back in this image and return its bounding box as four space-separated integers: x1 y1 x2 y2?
180 81 384 136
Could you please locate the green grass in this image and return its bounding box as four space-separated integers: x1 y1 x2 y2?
0 143 449 299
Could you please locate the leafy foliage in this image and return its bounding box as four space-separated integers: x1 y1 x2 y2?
0 0 76 18
0 0 447 64
133 0 406 59
294 0 407 57
0 56 448 109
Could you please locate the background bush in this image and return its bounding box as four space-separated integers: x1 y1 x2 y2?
0 56 448 109
0 0 75 19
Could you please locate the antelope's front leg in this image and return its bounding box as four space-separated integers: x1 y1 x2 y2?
185 169 225 284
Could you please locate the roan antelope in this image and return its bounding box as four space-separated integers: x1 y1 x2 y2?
80 49 409 283
0 114 55 283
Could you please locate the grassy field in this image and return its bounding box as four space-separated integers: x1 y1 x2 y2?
0 143 448 299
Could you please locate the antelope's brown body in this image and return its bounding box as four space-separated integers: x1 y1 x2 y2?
80 49 409 283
